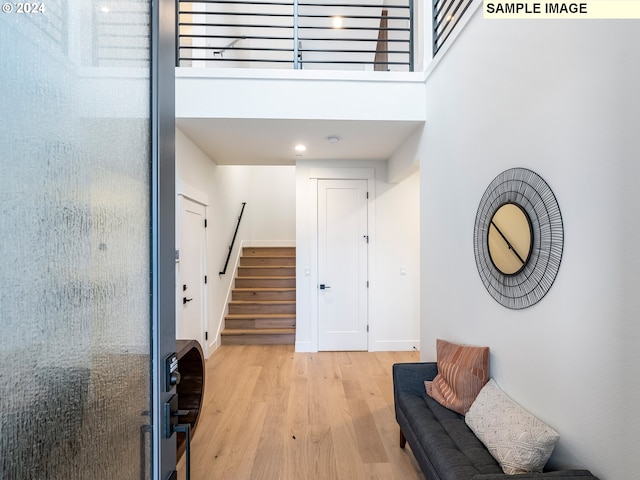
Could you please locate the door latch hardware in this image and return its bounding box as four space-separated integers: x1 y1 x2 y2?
164 394 192 480
183 297 193 304
319 284 331 290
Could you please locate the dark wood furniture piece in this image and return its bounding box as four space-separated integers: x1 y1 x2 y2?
175 339 205 460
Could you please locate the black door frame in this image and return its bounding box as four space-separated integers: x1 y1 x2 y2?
151 0 177 478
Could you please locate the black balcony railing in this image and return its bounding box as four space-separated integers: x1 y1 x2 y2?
177 0 414 71
432 0 472 56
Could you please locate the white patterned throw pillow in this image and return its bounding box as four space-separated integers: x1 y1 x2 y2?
465 379 559 475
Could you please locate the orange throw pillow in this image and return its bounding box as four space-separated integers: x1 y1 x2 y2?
425 339 489 415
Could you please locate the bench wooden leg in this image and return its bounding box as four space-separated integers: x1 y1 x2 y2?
399 429 406 449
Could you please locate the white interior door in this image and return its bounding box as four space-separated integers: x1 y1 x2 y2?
178 197 207 351
318 179 369 351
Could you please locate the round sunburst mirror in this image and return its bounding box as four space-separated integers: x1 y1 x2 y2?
473 168 564 309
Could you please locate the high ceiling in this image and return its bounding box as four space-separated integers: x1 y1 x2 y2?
176 117 423 166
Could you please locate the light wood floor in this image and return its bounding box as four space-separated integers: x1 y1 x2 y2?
177 344 425 480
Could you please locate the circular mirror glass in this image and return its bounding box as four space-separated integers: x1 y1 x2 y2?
488 203 533 275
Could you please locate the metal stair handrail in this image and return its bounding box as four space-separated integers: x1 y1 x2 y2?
220 202 247 275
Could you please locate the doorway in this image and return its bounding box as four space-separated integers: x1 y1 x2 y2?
177 195 208 356
317 178 369 351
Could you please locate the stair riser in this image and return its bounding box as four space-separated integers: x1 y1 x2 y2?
238 266 295 277
242 247 295 258
232 290 296 301
228 302 296 315
235 278 295 288
240 257 296 267
221 334 295 345
226 318 297 329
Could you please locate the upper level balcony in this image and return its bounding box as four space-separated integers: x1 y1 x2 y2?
177 0 418 72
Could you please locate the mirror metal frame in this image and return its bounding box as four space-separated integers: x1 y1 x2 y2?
473 168 564 310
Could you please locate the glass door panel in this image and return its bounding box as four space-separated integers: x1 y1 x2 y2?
0 1 171 478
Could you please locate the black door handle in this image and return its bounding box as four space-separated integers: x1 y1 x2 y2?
183 297 193 304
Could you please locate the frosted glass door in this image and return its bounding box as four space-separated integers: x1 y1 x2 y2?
0 2 157 478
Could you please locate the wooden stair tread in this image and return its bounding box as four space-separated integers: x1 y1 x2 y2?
240 257 295 266
238 264 294 266
234 287 296 292
242 247 295 257
221 328 296 336
238 276 296 279
238 265 294 269
242 256 295 259
229 300 295 304
225 314 295 321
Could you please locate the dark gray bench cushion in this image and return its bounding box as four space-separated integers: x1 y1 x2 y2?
472 472 600 480
393 362 600 480
396 391 502 480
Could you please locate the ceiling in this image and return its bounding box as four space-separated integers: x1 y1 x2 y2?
176 118 424 166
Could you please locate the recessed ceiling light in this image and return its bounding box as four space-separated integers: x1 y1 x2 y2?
332 16 343 29
101 6 110 13
295 144 307 152
327 135 340 143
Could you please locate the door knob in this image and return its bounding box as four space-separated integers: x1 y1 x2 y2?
183 297 193 304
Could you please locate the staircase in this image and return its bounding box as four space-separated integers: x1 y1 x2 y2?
220 246 296 345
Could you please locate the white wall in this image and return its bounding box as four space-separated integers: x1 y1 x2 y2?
176 68 425 123
242 166 296 242
175 128 296 355
374 169 421 350
388 123 424 182
295 159 420 352
419 11 640 480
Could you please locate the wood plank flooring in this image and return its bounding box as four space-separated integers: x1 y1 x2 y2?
177 344 425 480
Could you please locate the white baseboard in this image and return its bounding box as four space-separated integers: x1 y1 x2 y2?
371 340 420 352
295 341 315 352
216 240 245 347
207 338 219 359
294 340 419 353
